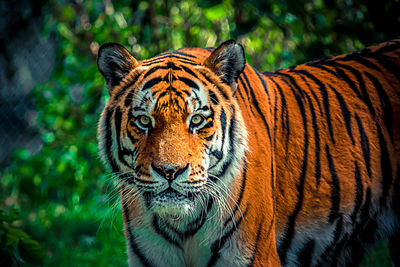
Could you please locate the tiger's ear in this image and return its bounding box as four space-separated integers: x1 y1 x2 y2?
97 43 138 92
204 40 246 89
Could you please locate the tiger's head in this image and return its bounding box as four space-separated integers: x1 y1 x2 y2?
97 40 248 219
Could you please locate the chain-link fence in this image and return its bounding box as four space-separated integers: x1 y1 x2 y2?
0 1 55 168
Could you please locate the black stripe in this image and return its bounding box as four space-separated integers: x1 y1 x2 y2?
183 198 214 237
344 187 372 262
104 107 119 172
160 219 184 240
197 70 229 100
144 54 197 64
141 60 166 66
364 71 394 141
377 126 392 206
297 239 315 267
299 75 323 114
306 63 340 79
207 208 248 267
180 64 200 80
114 107 132 168
179 76 199 90
351 162 363 222
325 144 341 223
158 197 213 240
337 53 382 72
143 59 194 67
177 59 198 65
142 58 197 67
209 89 219 105
190 88 203 108
360 187 372 223
370 54 400 82
214 108 237 178
296 74 327 137
327 61 376 117
251 65 270 99
272 93 278 144
142 77 162 91
330 66 363 100
238 75 250 100
204 133 215 141
120 71 143 93
142 66 160 79
277 77 309 264
122 201 153 267
124 89 135 107
375 41 400 53
289 69 335 144
329 84 355 145
152 216 183 249
201 120 214 130
252 67 276 147
320 215 343 262
142 64 181 80
166 54 197 63
133 107 145 111
127 115 139 145
248 219 264 267
304 92 321 186
354 114 372 179
114 88 127 102
270 78 289 149
241 73 272 141
172 51 197 58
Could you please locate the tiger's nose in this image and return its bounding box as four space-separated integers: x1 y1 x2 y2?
151 163 189 180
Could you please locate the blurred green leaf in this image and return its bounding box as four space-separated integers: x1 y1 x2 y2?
204 4 226 21
0 209 44 266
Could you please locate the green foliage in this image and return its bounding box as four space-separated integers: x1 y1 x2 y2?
1 0 398 265
0 208 44 266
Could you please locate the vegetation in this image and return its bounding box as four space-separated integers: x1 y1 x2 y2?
1 0 398 265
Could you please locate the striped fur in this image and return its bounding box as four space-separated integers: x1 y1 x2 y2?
97 40 400 266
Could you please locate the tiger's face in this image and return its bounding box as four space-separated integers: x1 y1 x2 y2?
126 68 218 216
97 41 248 219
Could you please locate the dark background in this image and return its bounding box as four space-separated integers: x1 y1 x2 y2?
1 0 399 265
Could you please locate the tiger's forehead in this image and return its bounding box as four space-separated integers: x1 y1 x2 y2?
128 59 209 114
141 49 203 66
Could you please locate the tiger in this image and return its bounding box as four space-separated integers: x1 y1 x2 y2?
96 39 400 266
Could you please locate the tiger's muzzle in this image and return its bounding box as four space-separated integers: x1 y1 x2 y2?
150 163 190 181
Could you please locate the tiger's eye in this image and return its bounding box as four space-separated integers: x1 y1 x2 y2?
139 115 151 126
191 115 203 125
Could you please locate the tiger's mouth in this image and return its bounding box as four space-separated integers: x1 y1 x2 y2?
145 187 200 218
